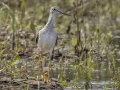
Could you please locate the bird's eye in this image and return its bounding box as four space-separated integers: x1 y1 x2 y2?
53 8 56 10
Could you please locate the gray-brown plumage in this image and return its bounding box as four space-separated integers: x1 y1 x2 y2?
36 33 39 44
36 6 70 59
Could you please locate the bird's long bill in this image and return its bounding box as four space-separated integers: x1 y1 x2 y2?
56 9 71 16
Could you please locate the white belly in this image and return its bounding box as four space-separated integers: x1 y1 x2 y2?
38 30 57 53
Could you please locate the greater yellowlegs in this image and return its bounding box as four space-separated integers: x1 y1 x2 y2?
36 6 70 82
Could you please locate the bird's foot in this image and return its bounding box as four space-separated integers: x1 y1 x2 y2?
41 70 50 83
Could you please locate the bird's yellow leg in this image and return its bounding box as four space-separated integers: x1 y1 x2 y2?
38 53 42 74
38 53 42 90
48 49 54 82
40 53 47 82
42 56 44 74
48 59 51 82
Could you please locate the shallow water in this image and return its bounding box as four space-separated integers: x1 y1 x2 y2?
55 31 120 90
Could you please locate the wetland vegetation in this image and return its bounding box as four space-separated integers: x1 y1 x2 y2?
0 0 120 90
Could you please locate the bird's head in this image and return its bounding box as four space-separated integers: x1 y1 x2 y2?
50 6 70 16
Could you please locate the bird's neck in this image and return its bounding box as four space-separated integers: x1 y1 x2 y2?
45 13 55 30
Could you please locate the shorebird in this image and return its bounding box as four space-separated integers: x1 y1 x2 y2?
35 6 70 82
36 6 70 59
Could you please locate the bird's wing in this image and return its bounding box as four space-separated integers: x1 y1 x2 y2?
35 33 39 44
55 36 58 46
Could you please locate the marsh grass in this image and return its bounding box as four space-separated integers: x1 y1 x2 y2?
0 0 120 90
